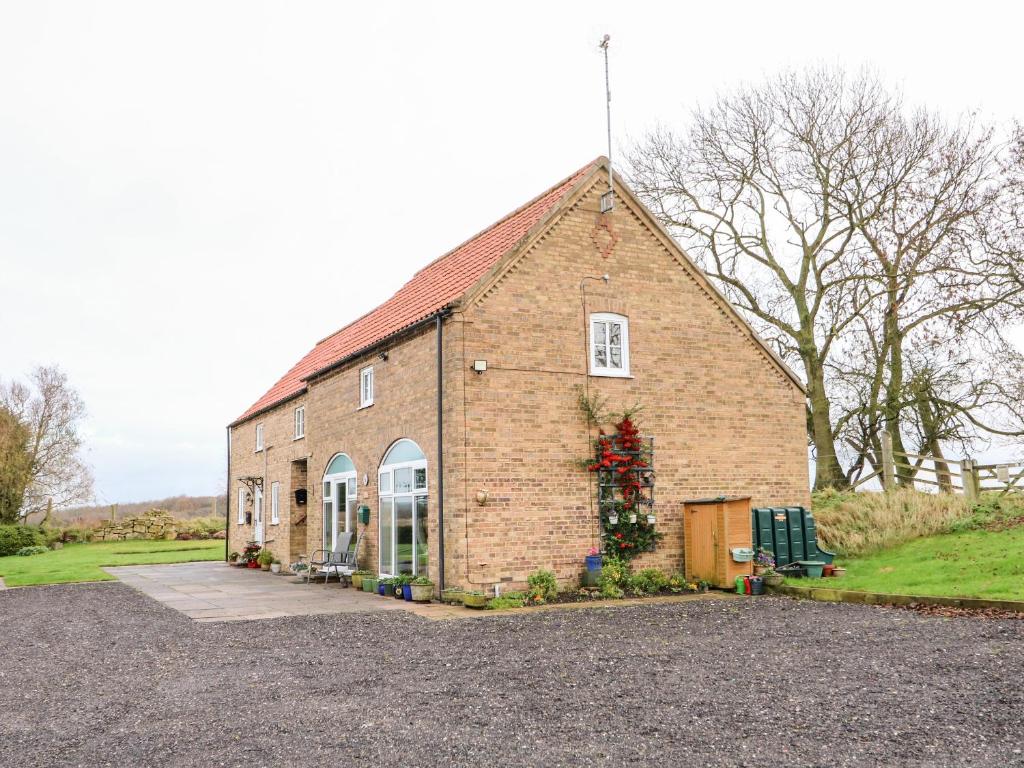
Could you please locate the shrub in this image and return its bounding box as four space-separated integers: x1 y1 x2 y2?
0 525 45 557
486 591 527 610
813 488 975 557
16 545 48 556
526 569 558 604
597 575 624 599
632 568 669 594
177 514 226 539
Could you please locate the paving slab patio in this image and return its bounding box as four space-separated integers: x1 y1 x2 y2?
104 561 470 621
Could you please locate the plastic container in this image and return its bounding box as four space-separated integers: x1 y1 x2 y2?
749 576 764 595
743 575 752 594
585 554 603 572
735 575 745 594
797 560 827 579
402 584 412 601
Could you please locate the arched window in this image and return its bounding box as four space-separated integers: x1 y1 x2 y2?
378 439 428 577
322 453 357 551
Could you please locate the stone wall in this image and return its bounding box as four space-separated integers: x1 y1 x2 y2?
92 509 178 541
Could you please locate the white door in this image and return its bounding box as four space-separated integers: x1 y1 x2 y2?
254 486 264 544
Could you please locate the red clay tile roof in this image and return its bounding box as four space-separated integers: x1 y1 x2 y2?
232 158 601 425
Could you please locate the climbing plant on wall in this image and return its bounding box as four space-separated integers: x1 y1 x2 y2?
580 392 663 561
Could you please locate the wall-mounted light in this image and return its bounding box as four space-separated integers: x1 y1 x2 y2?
472 360 487 374
378 351 389 361
475 489 489 506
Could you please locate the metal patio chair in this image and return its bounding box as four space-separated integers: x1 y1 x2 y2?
306 531 357 587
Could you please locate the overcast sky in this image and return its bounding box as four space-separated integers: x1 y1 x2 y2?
1 1 1021 504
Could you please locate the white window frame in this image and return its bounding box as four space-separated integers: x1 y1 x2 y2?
322 455 358 551
270 481 280 525
360 365 374 408
294 406 305 440
237 488 246 525
255 423 264 452
378 440 428 578
589 312 631 377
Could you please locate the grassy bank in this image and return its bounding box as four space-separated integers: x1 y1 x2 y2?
790 526 1024 601
0 540 223 587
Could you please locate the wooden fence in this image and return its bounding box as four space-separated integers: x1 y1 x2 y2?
851 433 1023 500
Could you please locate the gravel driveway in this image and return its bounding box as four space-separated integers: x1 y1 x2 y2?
1 582 1022 767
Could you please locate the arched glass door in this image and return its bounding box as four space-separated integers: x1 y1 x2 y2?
322 453 357 551
378 439 428 577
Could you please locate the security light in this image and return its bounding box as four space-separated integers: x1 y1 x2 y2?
472 360 487 374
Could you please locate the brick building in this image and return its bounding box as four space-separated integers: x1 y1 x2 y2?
227 157 810 592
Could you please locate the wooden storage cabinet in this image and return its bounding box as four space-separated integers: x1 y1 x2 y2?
683 496 753 588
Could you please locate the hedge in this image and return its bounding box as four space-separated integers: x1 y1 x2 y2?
0 525 46 557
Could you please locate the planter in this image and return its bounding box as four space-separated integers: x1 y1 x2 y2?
351 573 363 590
362 577 378 593
646 515 656 525
462 593 487 609
628 514 637 524
246 561 259 569
822 564 835 578
378 583 387 596
402 584 412 601
608 515 619 525
798 560 826 579
753 565 767 576
585 554 603 572
764 573 784 588
581 568 601 588
410 583 433 603
831 567 847 578
261 564 271 571
441 588 463 605
394 585 404 599
270 563 281 574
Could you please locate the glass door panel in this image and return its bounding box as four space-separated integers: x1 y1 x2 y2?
415 495 428 574
379 497 394 575
333 483 346 550
396 496 413 574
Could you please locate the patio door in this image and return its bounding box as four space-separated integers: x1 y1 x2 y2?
322 453 357 552
378 439 428 577
253 486 264 544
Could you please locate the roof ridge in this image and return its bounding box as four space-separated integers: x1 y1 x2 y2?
314 156 603 346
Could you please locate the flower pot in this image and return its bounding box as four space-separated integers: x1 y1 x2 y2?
363 578 378 593
410 583 433 602
351 573 363 590
270 563 281 574
608 515 619 525
831 567 847 578
753 565 766 576
646 515 656 524
822 564 835 577
764 573 784 588
585 554 603 572
441 588 463 605
261 563 271 571
378 583 387 596
629 514 637 524
402 584 412 601
247 561 259 569
394 586 404 599
462 593 487 609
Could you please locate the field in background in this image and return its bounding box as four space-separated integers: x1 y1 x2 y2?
55 494 227 527
0 540 224 587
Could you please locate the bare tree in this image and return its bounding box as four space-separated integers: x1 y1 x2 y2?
0 366 93 520
628 68 892 489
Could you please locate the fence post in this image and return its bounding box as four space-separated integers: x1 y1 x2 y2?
881 432 895 491
961 459 976 501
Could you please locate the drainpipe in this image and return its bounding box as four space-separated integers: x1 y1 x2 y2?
436 312 446 592
225 426 231 562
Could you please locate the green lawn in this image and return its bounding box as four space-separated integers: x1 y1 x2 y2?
789 526 1024 601
0 540 224 587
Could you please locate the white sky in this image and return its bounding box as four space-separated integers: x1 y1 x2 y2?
1 1 1021 503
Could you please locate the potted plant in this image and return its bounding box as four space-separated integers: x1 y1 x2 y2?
628 513 637 524
393 573 413 600
441 587 464 605
243 542 261 568
362 575 379 593
351 570 371 590
290 561 309 579
409 576 433 602
754 548 775 576
608 513 619 525
378 577 393 596
462 590 487 609
270 558 281 574
646 513 656 524
258 548 274 571
228 551 240 564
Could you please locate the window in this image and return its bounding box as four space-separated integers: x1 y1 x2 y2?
294 406 305 439
360 366 374 408
271 481 280 524
255 423 264 451
378 439 428 578
237 488 246 525
589 313 630 377
322 453 357 551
